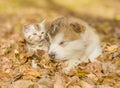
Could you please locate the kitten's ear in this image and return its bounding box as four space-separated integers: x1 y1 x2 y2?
23 25 29 33
39 19 46 27
70 23 85 33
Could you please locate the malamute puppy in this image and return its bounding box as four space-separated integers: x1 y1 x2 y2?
48 17 102 72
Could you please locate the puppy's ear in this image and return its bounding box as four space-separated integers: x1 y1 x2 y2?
70 23 85 33
49 17 67 35
49 24 59 35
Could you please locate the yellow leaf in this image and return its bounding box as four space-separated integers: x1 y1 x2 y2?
76 71 88 78
115 15 120 21
23 69 40 77
106 45 119 53
14 49 19 54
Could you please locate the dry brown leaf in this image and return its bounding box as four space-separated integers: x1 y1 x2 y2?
54 73 65 88
105 45 119 53
115 15 120 21
0 70 11 81
86 73 98 83
19 54 28 64
96 85 113 88
0 57 12 73
68 85 81 88
113 82 120 88
79 80 95 88
23 69 40 77
12 80 34 88
37 77 54 88
35 85 48 88
86 62 102 77
102 62 117 73
1 43 11 55
65 76 80 88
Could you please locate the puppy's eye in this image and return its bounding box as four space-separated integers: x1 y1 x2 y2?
59 41 64 45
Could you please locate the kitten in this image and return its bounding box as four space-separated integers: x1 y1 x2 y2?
23 19 49 52
23 19 50 68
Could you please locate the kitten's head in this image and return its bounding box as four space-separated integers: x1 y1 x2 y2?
23 19 47 44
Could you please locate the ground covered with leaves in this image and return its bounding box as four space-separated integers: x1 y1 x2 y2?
0 0 120 88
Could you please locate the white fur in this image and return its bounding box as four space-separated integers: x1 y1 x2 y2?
38 19 46 33
49 21 102 72
23 25 38 39
32 59 37 68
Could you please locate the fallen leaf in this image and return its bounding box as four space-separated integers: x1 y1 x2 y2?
102 62 117 73
105 45 119 53
68 85 81 88
37 77 54 88
0 57 12 73
76 71 88 78
12 80 34 88
23 69 40 77
65 76 80 88
79 80 95 88
54 73 65 88
0 70 11 81
115 15 120 21
86 62 102 77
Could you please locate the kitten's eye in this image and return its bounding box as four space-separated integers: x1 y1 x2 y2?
28 35 33 40
33 33 37 35
59 41 64 45
41 32 44 34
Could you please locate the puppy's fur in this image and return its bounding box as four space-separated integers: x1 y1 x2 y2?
48 17 102 72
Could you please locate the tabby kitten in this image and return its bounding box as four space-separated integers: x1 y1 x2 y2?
23 19 49 52
23 20 50 68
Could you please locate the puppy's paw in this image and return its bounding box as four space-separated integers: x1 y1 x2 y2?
62 59 81 74
62 67 71 74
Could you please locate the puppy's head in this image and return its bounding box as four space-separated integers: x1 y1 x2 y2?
48 17 86 61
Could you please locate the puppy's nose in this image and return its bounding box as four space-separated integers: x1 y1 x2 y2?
49 53 55 59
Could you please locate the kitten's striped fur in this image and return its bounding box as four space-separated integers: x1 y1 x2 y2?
23 20 50 68
23 20 50 52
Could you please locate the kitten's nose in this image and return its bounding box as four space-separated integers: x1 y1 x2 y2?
49 53 55 59
38 35 41 38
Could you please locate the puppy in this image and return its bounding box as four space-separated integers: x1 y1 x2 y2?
48 17 102 72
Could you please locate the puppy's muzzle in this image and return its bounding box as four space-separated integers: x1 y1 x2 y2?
49 53 55 60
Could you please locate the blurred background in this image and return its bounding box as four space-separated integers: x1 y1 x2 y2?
0 0 120 43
